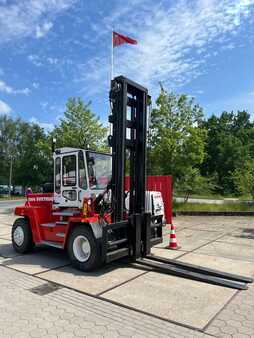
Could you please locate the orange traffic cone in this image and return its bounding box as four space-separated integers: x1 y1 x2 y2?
167 223 180 250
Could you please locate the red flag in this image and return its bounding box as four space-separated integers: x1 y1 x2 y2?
113 31 137 47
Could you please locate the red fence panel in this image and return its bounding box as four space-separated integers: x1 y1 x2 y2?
125 176 173 224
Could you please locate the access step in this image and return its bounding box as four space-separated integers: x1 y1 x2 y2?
52 210 80 217
107 238 128 248
56 232 65 238
40 221 68 228
106 247 129 263
41 240 64 249
56 221 68 225
40 223 56 228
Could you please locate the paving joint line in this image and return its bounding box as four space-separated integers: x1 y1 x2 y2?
173 232 228 260
216 239 254 249
96 270 149 296
33 263 72 276
0 263 207 335
202 289 240 332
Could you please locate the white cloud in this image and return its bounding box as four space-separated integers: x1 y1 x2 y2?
0 80 30 95
0 99 11 114
0 0 76 43
29 117 54 132
28 54 63 67
196 90 204 95
35 21 53 38
81 0 254 97
28 54 43 67
47 57 59 65
32 82 39 89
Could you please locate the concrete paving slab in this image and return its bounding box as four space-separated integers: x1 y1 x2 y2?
103 271 235 329
0 233 11 240
178 252 254 277
174 216 254 234
153 234 171 248
0 255 6 264
195 241 254 262
0 227 11 236
155 228 222 251
38 264 147 295
2 249 70 274
151 247 186 259
0 214 17 225
217 234 254 247
0 238 20 258
176 229 222 251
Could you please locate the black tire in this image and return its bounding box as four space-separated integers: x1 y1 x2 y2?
68 225 101 271
12 218 34 254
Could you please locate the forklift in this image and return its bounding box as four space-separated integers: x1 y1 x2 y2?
12 76 253 290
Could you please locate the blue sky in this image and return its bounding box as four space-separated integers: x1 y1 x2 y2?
0 0 254 131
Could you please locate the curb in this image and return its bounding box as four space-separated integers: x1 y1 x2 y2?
174 211 254 216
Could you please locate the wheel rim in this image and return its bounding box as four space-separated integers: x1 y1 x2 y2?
73 235 91 263
13 226 25 246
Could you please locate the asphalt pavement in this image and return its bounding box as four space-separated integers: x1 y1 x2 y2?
0 199 25 213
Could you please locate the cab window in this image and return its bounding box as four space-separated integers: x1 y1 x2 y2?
78 151 87 189
55 157 61 193
62 155 76 186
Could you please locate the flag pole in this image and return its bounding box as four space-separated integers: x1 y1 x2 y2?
111 29 114 81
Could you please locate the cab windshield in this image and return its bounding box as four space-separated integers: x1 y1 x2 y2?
86 151 112 190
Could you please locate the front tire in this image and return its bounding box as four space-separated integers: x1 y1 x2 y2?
68 226 101 271
12 218 34 253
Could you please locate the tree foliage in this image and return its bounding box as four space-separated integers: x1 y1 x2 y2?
232 160 254 198
0 115 52 188
201 111 254 194
148 88 207 186
175 168 216 202
53 98 108 151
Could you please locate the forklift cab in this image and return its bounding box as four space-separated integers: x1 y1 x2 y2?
53 148 112 209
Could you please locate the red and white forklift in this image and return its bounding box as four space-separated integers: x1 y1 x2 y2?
12 76 253 290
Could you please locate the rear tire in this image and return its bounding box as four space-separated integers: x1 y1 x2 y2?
12 218 34 253
68 226 101 271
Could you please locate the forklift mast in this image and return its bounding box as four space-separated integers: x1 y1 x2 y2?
108 76 154 259
109 76 148 221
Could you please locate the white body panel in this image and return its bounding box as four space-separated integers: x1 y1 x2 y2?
53 148 165 220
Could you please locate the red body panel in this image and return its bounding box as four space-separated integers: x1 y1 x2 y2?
125 175 173 224
14 193 100 247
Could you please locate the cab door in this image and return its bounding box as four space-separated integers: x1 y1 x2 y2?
54 152 79 208
54 150 91 209
77 150 90 208
61 153 79 207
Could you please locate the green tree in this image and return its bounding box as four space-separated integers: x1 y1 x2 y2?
201 111 254 194
14 122 52 188
0 115 52 190
175 168 216 202
0 115 21 186
148 88 207 189
53 98 108 151
232 160 254 198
